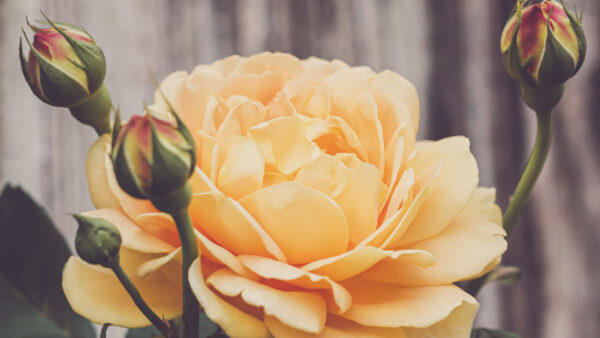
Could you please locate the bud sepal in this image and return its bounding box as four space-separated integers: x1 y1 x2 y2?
73 213 121 268
111 107 196 200
500 0 586 88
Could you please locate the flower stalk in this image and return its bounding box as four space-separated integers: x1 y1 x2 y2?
464 109 553 296
151 183 199 338
107 256 173 337
503 109 553 235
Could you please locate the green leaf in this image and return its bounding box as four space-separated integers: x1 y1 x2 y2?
471 327 522 338
0 185 95 338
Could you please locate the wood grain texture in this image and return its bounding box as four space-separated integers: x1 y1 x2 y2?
1 1 598 337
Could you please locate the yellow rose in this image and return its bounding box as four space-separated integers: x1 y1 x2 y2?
63 52 507 337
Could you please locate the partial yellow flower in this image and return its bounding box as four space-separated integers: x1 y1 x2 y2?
63 52 507 337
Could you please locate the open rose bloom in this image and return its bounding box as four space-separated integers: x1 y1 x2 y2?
63 53 507 337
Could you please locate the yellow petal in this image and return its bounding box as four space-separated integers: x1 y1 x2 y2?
202 96 228 136
239 182 349 264
248 116 316 175
216 98 267 141
86 134 120 209
188 258 270 338
302 116 368 161
194 229 256 279
403 299 478 338
372 70 420 133
217 136 265 199
397 137 478 245
134 213 181 248
301 246 433 282
239 255 351 312
138 248 181 278
62 249 182 327
189 167 218 194
193 132 219 182
301 57 349 78
364 188 507 285
353 92 385 171
339 278 477 329
207 267 327 334
82 209 174 254
265 315 408 338
295 154 380 247
189 191 285 261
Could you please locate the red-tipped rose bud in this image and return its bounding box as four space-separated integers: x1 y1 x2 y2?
19 15 111 135
111 109 196 202
501 0 586 88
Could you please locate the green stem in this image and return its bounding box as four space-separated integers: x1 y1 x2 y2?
464 109 553 296
151 183 199 338
170 208 200 338
109 257 172 337
68 84 112 136
503 110 553 235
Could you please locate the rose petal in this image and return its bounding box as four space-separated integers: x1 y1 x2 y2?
239 182 349 265
189 166 218 194
216 98 267 141
353 92 385 171
189 191 285 262
403 298 478 338
302 116 368 161
207 267 327 334
217 136 265 199
295 154 380 247
265 315 408 338
248 116 317 175
138 248 181 278
239 255 351 312
82 208 174 254
62 249 182 327
301 246 433 282
339 278 477 329
134 213 181 248
188 258 270 338
364 188 507 285
397 136 478 246
301 57 349 78
372 70 420 133
86 134 120 209
193 132 219 183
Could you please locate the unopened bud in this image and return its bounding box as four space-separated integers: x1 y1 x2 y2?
73 213 121 268
501 0 586 87
111 108 196 201
19 16 106 107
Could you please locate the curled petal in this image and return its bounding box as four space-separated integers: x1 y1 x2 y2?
62 249 182 327
207 267 327 334
188 258 270 338
240 182 349 265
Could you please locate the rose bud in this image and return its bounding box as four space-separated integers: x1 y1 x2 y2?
501 0 586 88
19 15 111 134
111 109 196 202
73 213 121 268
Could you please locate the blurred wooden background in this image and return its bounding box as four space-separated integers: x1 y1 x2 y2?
1 1 599 337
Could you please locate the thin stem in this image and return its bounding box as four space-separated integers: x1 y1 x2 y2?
503 110 553 235
109 257 172 336
170 208 200 338
464 110 553 296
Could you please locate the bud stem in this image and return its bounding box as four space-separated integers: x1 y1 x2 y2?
464 109 553 296
69 84 112 136
108 255 173 337
151 183 199 338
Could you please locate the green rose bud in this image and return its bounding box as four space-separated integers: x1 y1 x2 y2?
19 17 106 107
73 213 121 268
501 0 586 87
111 108 196 201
